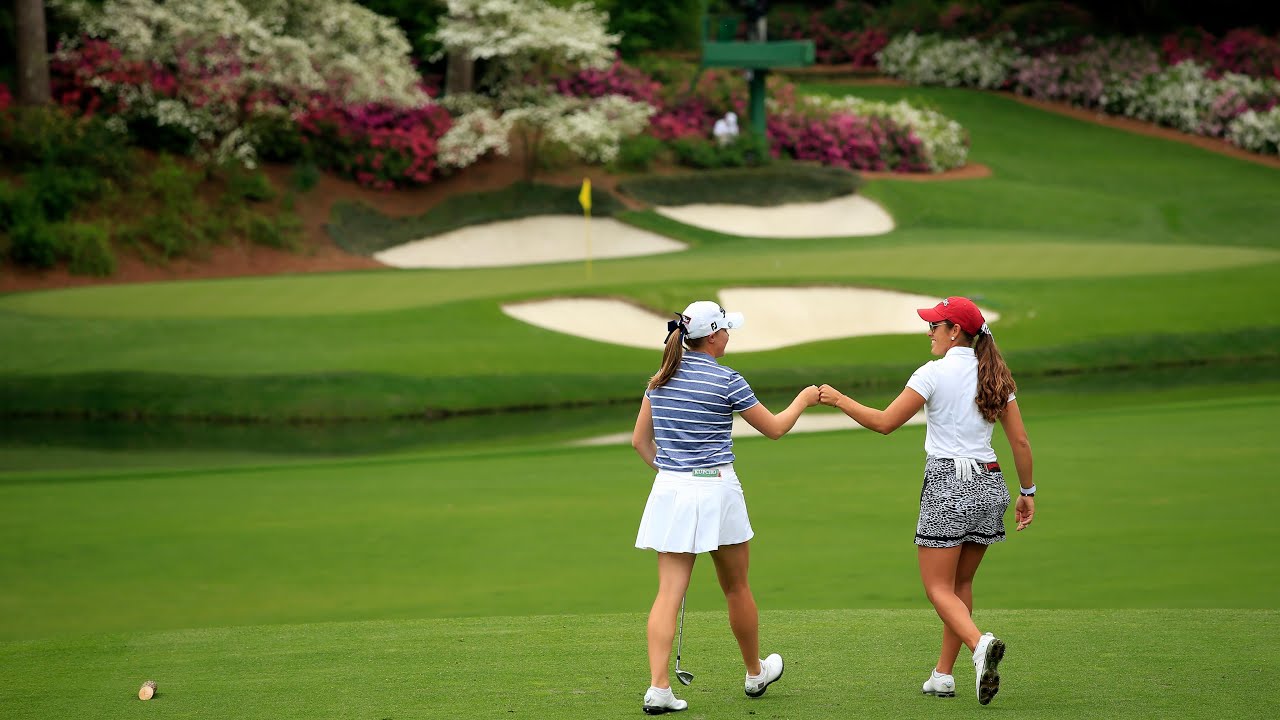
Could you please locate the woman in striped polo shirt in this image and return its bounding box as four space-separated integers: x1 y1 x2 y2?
817 296 1035 706
632 300 819 715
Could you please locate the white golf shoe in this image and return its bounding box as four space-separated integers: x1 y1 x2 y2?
642 686 687 715
744 653 784 698
973 632 1006 705
922 668 956 697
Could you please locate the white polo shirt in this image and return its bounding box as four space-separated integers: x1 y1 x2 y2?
906 347 1013 462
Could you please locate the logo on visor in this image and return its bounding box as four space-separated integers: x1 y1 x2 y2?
710 321 718 331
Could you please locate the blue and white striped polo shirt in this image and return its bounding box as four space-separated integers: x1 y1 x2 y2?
645 351 759 471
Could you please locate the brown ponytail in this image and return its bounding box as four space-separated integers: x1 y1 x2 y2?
648 332 709 389
973 331 1017 422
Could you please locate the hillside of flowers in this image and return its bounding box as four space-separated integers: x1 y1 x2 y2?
0 0 976 278
6 0 973 189
877 30 1279 155
3 0 1275 283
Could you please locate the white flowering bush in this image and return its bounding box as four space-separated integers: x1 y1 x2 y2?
540 94 656 164
877 33 1021 90
799 95 969 171
1227 107 1280 155
434 0 618 71
1122 61 1280 137
49 0 428 166
436 108 513 169
434 0 649 177
875 30 1280 157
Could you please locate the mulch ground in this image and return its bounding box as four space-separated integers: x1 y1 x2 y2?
1 82 1271 295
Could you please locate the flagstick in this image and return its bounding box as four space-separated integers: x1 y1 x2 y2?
579 177 593 279
584 211 592 279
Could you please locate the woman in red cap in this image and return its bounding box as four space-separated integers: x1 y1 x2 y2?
817 296 1035 706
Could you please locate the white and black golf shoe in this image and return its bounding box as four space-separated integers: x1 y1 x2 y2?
922 668 956 697
744 653 784 698
973 632 1006 705
642 686 687 715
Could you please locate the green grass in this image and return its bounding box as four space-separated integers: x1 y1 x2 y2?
327 180 629 255
3 609 1276 719
616 163 861 206
3 391 1276 641
2 83 1277 720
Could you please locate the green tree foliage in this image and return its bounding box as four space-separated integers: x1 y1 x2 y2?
604 0 703 58
355 0 446 67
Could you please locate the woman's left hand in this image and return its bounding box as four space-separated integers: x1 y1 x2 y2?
817 384 845 407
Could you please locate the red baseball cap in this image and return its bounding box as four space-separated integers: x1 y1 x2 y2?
917 297 985 336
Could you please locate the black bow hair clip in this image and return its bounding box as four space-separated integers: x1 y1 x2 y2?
665 313 688 343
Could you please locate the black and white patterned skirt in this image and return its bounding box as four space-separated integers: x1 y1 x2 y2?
915 456 1010 548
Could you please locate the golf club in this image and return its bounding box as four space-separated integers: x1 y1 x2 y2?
675 595 694 685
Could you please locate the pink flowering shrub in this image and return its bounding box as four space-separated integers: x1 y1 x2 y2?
298 97 452 189
1013 36 1161 110
557 56 943 171
770 2 888 68
0 83 10 111
555 59 662 107
557 61 745 142
1162 28 1280 80
50 38 173 118
48 36 452 188
649 99 717 141
769 110 930 172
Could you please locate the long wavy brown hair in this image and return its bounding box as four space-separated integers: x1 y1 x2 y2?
971 328 1018 422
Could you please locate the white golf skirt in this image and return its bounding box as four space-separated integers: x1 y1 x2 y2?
635 464 754 554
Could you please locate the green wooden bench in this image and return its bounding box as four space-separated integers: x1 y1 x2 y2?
698 11 815 140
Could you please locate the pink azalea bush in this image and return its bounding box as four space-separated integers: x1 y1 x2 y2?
771 2 890 67
556 57 955 172
48 36 452 188
1012 36 1161 111
769 110 930 172
50 38 174 117
1163 28 1280 80
0 83 11 112
557 61 746 141
298 95 452 190
554 58 662 107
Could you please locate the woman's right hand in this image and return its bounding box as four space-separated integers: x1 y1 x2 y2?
1015 495 1035 531
817 384 845 407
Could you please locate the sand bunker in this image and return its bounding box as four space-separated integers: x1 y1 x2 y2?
373 216 686 269
570 410 926 446
655 195 894 238
374 195 894 269
503 287 999 352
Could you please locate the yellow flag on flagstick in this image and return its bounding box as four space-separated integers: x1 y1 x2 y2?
579 178 593 278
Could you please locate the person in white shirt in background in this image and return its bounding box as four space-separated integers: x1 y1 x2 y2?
816 296 1035 706
632 300 819 715
713 111 739 146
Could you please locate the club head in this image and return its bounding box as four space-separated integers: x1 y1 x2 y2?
675 670 694 686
